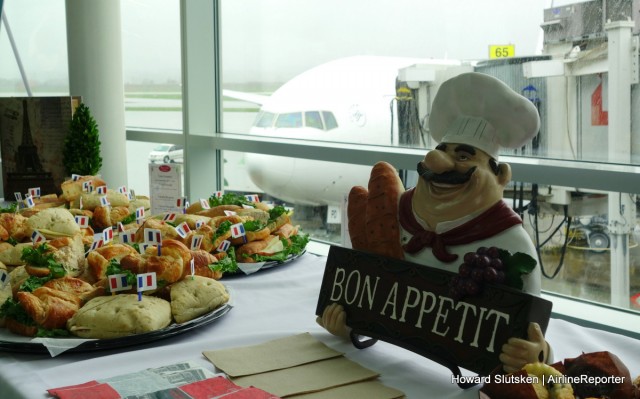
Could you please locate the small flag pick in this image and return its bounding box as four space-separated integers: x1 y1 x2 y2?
223 210 237 216
71 174 81 181
163 213 177 222
120 231 135 244
245 194 260 203
191 234 203 250
79 196 83 210
190 258 195 280
96 186 107 195
31 230 47 244
230 223 246 239
108 274 132 293
0 270 10 288
14 192 22 202
99 195 111 207
138 243 151 254
118 186 127 194
199 199 211 210
87 235 104 254
103 227 114 243
176 197 187 208
174 222 191 238
24 195 35 208
136 272 157 300
144 228 162 244
212 191 223 198
216 240 231 253
75 215 90 228
135 207 145 221
28 187 41 198
195 220 205 229
82 181 93 193
117 222 125 232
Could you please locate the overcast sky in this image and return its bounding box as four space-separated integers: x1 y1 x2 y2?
0 0 584 87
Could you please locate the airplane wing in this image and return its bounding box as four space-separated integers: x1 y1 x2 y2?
222 89 270 105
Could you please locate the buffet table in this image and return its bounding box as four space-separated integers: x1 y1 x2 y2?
1 251 639 399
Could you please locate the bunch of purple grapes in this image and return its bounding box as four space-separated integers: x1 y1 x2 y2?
449 246 506 300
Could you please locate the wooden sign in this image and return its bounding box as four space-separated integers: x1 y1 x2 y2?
315 246 552 384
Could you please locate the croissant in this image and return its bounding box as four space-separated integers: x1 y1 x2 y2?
15 287 81 331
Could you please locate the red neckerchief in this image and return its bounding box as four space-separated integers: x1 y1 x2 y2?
399 188 523 263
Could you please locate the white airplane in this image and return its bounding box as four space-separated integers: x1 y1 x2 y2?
224 55 464 207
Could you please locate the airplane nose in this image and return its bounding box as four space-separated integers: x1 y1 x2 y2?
424 149 455 174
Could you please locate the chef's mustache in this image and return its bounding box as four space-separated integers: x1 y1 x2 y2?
417 162 476 184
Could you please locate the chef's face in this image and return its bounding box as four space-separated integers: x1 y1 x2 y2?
414 143 509 225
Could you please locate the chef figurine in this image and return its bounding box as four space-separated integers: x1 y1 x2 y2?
318 72 552 373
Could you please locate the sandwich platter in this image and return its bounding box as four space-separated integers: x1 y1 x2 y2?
0 294 232 355
224 249 307 277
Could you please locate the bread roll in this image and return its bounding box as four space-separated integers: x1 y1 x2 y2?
60 175 107 202
27 208 81 239
190 249 222 279
67 294 172 339
70 189 129 211
197 205 242 218
236 235 283 263
92 206 131 230
0 213 30 242
87 244 138 281
170 276 229 323
0 243 33 266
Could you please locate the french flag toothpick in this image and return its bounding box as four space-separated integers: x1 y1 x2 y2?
190 234 203 250
31 230 47 244
245 194 260 203
96 186 107 195
176 197 187 208
199 199 211 210
99 195 110 207
230 223 246 239
223 210 237 216
118 186 127 194
136 272 157 300
175 222 191 238
28 187 41 198
135 207 145 220
82 181 93 192
14 192 22 202
144 228 162 244
24 195 35 208
120 231 135 244
71 174 81 181
216 240 231 252
212 191 223 198
108 274 132 293
163 213 177 222
75 215 90 228
103 227 114 243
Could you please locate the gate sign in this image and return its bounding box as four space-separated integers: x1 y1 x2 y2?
315 246 552 381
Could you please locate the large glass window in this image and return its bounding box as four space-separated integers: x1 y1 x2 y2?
216 0 640 317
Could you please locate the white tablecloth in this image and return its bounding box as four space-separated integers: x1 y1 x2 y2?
0 252 639 399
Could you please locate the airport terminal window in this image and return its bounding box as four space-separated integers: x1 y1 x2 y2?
216 0 640 317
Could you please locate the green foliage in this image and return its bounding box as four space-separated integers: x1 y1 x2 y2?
63 103 103 176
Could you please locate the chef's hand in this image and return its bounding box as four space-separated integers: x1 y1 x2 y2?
315 303 351 338
499 322 550 373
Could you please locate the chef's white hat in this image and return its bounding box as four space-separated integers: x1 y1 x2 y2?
428 72 540 160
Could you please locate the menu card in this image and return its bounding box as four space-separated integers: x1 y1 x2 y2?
203 333 405 398
47 361 280 399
